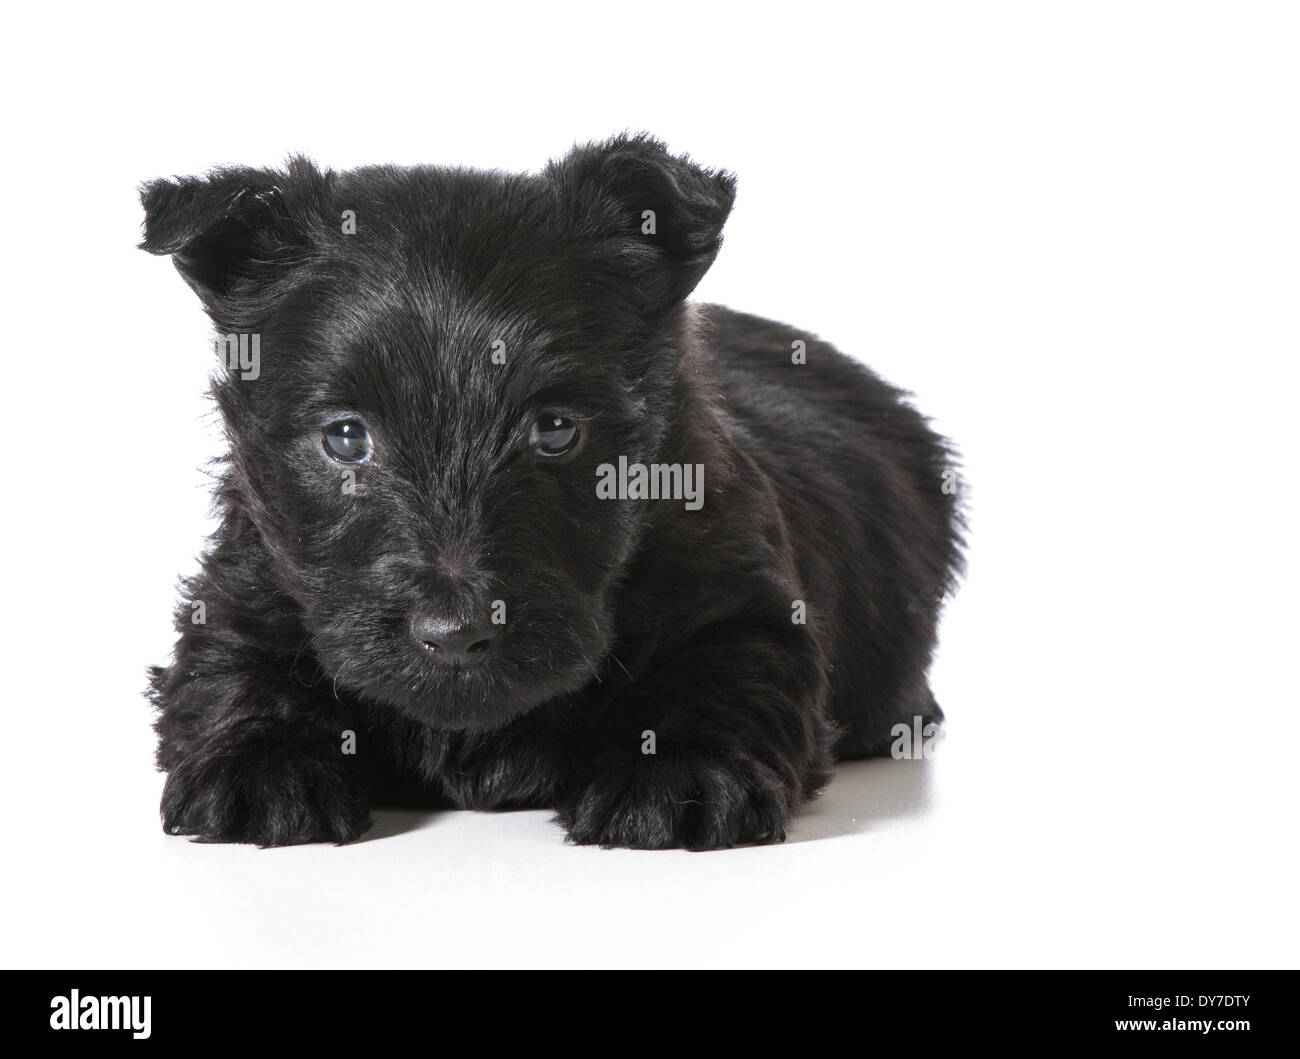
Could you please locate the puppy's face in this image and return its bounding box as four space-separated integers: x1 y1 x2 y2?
142 138 734 729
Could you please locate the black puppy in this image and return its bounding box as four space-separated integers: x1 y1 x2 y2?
140 135 963 850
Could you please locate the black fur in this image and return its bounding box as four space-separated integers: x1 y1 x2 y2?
140 135 964 850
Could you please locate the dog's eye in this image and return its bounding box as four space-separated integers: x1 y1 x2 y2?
322 419 373 463
530 414 579 457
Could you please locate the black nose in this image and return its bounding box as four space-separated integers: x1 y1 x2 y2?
411 615 496 665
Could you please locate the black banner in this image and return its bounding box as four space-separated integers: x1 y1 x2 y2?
2 971 1288 1046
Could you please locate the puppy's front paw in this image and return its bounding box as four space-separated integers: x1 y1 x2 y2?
161 731 370 847
558 752 794 850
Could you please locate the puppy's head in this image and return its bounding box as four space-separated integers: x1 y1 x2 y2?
141 136 735 729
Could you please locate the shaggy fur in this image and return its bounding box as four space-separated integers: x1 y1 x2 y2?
140 135 964 850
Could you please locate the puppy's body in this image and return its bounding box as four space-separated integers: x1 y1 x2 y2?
143 138 962 849
708 307 959 759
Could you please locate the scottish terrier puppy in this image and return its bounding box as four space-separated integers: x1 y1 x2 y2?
141 135 963 850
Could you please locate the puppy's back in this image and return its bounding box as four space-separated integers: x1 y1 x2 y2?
701 304 963 757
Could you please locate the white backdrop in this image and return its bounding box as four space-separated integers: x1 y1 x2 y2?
1 0 1296 968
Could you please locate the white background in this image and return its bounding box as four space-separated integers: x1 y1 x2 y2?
2 1 1296 969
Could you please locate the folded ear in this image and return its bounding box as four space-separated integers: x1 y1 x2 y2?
139 157 327 320
547 134 736 316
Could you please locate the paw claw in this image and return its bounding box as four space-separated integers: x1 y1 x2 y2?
161 735 370 846
559 753 794 851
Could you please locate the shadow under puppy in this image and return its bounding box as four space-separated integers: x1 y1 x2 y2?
140 135 964 850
